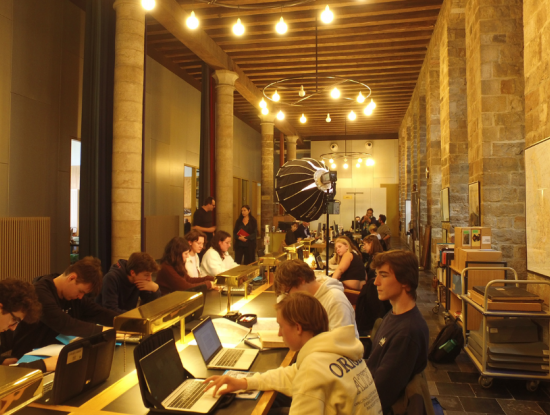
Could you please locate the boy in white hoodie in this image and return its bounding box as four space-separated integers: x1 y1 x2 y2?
204 292 382 415
274 259 359 338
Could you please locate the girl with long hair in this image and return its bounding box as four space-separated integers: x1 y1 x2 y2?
233 205 257 265
200 230 239 277
330 236 366 290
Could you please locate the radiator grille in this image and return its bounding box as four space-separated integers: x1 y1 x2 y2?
0 217 50 282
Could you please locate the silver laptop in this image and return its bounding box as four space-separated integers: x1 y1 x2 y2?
140 338 221 413
193 317 259 370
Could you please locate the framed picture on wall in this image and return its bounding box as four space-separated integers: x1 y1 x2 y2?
468 181 481 226
440 187 450 222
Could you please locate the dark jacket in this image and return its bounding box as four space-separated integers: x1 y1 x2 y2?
233 216 258 248
294 223 311 239
0 331 46 372
11 274 118 358
96 259 161 314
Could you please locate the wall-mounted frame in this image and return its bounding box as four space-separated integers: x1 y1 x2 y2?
525 136 550 277
468 181 481 226
440 187 450 222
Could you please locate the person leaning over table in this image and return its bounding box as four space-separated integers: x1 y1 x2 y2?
0 279 57 372
11 257 118 359
284 222 299 246
204 292 382 415
200 230 239 277
156 236 216 295
233 204 258 265
329 236 367 290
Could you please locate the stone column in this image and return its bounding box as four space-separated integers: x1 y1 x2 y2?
112 0 145 265
260 113 276 242
212 70 239 235
285 135 299 161
440 2 469 235
466 0 526 274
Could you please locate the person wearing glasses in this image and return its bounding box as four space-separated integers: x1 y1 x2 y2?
0 279 57 372
11 257 118 359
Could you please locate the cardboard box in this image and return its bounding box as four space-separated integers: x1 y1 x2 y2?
457 248 502 270
455 227 492 250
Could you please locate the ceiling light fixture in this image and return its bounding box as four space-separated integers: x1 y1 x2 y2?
357 91 365 103
300 114 307 123
259 98 267 109
330 87 340 99
299 85 305 97
348 110 356 121
275 16 287 34
358 158 362 163
261 107 269 115
343 162 348 169
141 0 155 10
233 18 245 36
356 163 360 168
364 106 373 116
277 110 285 120
368 98 376 110
186 11 199 29
331 163 337 169
272 90 280 102
329 158 334 163
326 113 331 122
366 157 375 166
321 5 333 23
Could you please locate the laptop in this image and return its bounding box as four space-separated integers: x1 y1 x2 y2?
192 317 259 370
140 338 224 413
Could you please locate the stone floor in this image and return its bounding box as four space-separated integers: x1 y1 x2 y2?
416 261 550 415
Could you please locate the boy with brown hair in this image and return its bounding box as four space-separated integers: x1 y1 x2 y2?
97 252 161 314
367 250 429 413
11 257 118 358
205 292 382 415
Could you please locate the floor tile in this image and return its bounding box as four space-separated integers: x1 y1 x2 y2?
471 384 513 399
497 399 546 415
457 361 479 373
436 395 464 411
426 370 451 382
460 397 505 414
436 382 475 397
504 381 550 402
448 372 480 384
537 401 550 415
428 381 438 396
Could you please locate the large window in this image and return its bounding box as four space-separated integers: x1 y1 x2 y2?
184 165 199 221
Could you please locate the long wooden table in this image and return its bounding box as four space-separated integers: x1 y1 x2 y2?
20 284 295 415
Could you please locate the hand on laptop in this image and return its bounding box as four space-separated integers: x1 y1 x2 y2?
203 375 247 397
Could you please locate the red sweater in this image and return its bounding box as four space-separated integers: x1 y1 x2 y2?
156 263 214 295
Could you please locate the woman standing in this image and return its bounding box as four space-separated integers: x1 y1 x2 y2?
156 237 215 295
201 230 239 277
330 236 366 290
233 205 257 265
362 235 384 281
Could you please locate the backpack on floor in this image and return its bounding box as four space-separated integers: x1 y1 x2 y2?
428 322 464 363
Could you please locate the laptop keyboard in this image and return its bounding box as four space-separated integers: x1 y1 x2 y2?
215 349 245 367
168 382 208 409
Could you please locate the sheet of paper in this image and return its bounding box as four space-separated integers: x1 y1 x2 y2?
26 344 65 357
252 318 279 332
17 355 48 364
56 334 77 345
222 370 261 400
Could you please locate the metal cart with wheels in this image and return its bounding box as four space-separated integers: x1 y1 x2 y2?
459 266 550 391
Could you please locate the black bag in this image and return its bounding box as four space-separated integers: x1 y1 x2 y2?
428 322 464 363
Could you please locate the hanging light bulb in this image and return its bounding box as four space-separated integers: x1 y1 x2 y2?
326 113 331 122
357 91 365 103
368 98 377 110
348 110 356 121
329 158 334 164
321 5 333 23
261 107 269 115
331 163 337 169
272 90 280 102
277 110 285 120
364 106 373 116
330 87 340 99
141 0 155 10
299 85 305 97
259 98 267 109
275 16 287 34
300 114 307 123
358 158 362 163
186 11 199 29
343 162 349 169
356 163 361 168
367 157 375 166
233 18 245 36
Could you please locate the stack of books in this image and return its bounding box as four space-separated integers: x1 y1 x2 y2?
468 285 544 312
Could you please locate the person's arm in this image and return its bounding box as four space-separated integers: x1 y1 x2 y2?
158 265 212 291
332 252 353 280
246 364 298 397
192 224 216 233
383 233 391 241
79 296 119 326
246 219 257 241
201 250 225 277
369 335 421 411
192 209 216 233
99 274 126 314
139 286 162 304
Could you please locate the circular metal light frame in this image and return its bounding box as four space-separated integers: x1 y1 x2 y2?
190 0 316 10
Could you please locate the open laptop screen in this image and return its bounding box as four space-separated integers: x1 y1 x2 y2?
140 339 187 403
193 318 222 363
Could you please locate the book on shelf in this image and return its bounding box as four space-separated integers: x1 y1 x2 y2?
472 285 542 302
468 290 543 312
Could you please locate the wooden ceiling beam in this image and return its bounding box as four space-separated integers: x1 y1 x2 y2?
306 133 398 140
149 0 300 136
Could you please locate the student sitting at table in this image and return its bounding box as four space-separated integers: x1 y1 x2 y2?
0 279 57 372
204 292 382 415
11 257 118 358
284 222 299 246
156 237 216 295
200 230 239 277
329 236 367 290
274 259 359 338
184 230 208 278
96 252 161 314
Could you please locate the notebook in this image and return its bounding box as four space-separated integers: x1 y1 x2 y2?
140 338 221 413
193 317 258 370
